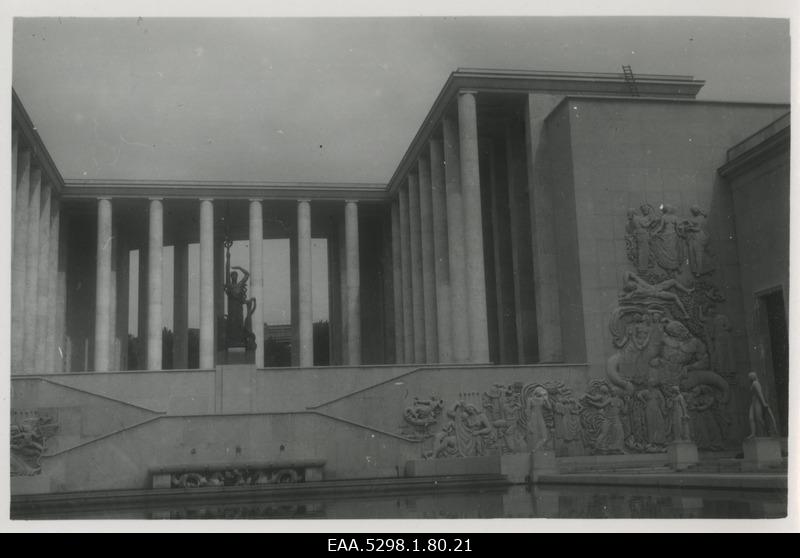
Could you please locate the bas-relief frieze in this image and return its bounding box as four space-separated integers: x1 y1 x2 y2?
401 203 741 459
10 409 59 476
169 466 304 489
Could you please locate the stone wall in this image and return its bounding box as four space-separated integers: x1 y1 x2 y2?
553 98 788 441
729 139 790 431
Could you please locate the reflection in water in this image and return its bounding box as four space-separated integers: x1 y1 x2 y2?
14 484 787 520
139 485 785 520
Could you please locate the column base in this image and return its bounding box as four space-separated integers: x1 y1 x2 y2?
742 437 783 472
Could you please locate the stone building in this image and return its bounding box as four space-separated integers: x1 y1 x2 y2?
10 69 789 497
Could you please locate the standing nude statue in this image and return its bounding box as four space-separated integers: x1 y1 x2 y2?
747 371 778 438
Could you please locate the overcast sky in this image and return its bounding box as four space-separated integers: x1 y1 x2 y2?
12 17 791 184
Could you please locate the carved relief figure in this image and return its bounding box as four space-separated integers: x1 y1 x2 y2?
688 385 725 450
523 385 550 452
483 384 525 453
558 397 586 456
683 206 710 276
637 378 667 451
700 308 736 383
650 204 683 272
747 371 779 438
626 205 654 271
10 415 58 476
620 271 692 317
445 401 494 457
581 381 624 455
607 311 665 396
11 421 45 476
660 318 730 402
433 421 459 458
667 385 692 442
401 396 444 440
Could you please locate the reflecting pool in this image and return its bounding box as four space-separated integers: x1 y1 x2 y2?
14 483 787 520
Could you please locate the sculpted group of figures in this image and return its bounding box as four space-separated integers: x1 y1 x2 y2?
404 376 726 460
10 414 58 476
613 202 740 445
626 203 711 279
402 202 768 459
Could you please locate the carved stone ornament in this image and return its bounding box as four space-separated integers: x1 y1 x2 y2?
169 466 304 489
400 396 444 440
413 202 740 460
10 413 59 476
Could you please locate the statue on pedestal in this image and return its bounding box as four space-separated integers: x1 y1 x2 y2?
747 371 779 438
223 240 257 351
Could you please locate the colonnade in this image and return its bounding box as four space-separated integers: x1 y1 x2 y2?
391 90 490 364
11 86 566 373
11 128 66 374
87 197 362 371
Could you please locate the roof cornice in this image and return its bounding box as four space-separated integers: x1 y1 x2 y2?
12 89 65 196
385 68 706 196
718 112 790 179
61 179 388 202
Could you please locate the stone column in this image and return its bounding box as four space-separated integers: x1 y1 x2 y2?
173 239 189 369
138 244 149 368
199 198 215 369
442 116 470 363
408 174 426 362
22 168 42 372
116 234 129 371
489 138 518 364
381 213 396 364
297 199 313 367
12 148 30 372
45 199 61 372
525 93 565 362
289 232 300 366
390 201 405 363
429 137 452 363
108 225 118 370
55 214 68 372
506 120 539 364
34 182 52 372
418 157 439 363
93 196 113 372
398 186 414 363
344 200 361 365
213 212 223 364
147 197 164 370
338 218 348 361
327 230 343 365
458 90 490 363
249 199 265 367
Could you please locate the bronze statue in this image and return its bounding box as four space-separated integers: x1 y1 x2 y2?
223 240 257 351
747 371 779 438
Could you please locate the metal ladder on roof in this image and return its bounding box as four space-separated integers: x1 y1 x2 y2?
622 65 640 97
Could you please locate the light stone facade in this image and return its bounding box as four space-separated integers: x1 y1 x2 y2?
9 70 790 496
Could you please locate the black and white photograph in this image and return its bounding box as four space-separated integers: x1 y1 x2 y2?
2 1 797 533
